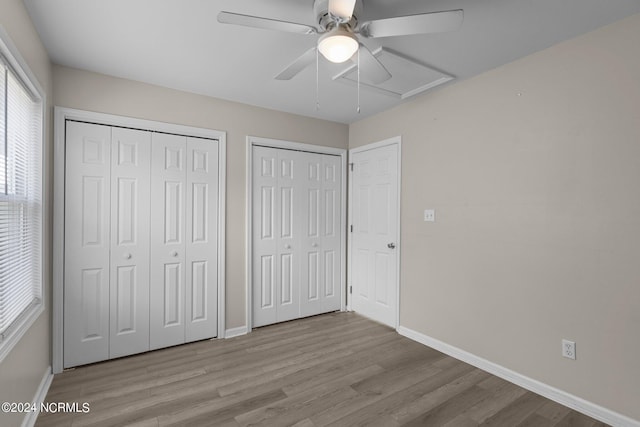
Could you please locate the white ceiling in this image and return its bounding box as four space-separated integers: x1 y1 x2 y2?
24 0 640 124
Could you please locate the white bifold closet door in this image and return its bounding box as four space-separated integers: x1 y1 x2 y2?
64 121 218 368
252 146 341 328
64 122 151 367
109 128 151 359
149 133 219 350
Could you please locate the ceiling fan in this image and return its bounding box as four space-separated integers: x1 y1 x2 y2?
217 0 463 84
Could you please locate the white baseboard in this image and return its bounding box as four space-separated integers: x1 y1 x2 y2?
21 365 53 427
397 326 639 427
224 326 248 339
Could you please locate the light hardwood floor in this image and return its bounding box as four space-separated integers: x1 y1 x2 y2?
37 312 608 426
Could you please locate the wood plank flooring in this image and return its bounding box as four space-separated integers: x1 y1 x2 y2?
37 312 608 427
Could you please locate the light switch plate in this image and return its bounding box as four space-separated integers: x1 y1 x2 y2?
424 209 435 222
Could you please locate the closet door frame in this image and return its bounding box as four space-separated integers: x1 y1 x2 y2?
245 136 347 330
52 107 226 374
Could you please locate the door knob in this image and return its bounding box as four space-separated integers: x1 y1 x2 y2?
387 243 396 249
312 243 318 247
124 253 132 259
284 244 291 249
171 251 178 257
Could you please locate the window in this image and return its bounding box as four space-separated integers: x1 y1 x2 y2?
0 34 44 361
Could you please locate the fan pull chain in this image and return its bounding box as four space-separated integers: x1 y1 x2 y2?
316 47 320 111
357 47 361 114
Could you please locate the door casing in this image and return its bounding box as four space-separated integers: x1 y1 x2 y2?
246 136 347 330
347 136 402 329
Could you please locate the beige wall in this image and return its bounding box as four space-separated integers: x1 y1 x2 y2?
53 65 349 329
0 1 53 427
350 13 640 421
4 2 638 423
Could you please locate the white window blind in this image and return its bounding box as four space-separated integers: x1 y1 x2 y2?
0 54 43 343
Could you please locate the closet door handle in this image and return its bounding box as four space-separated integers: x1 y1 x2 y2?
312 243 318 247
124 253 132 260
284 244 291 250
171 251 179 257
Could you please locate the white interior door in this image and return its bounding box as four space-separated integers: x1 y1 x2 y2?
350 142 399 328
252 146 278 327
252 146 302 326
185 137 219 342
60 113 223 370
64 121 112 368
300 154 342 316
253 145 342 327
299 152 322 317
150 132 187 350
109 127 151 358
321 154 342 312
274 148 302 323
150 133 219 348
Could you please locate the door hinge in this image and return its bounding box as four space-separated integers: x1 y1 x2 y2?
350 225 353 232
349 163 354 172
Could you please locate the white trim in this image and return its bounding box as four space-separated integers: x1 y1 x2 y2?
347 136 402 329
55 108 223 140
246 136 348 330
224 326 249 339
249 136 346 156
0 25 47 364
53 107 227 373
398 326 639 427
21 365 53 427
339 144 348 314
348 136 402 154
245 137 253 332
217 135 227 340
0 25 45 100
52 108 65 374
0 305 44 364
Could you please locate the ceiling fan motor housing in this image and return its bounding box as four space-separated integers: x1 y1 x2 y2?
314 0 362 31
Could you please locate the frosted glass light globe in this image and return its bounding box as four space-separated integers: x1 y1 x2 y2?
318 27 358 63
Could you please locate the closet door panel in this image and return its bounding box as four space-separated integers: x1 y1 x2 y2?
109 128 151 358
150 133 187 350
300 152 323 317
275 150 302 323
252 146 278 327
64 121 111 368
185 137 218 341
322 155 342 311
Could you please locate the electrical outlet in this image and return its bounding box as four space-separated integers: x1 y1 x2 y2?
424 209 435 222
562 339 576 360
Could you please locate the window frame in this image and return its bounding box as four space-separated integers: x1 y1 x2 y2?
0 25 46 363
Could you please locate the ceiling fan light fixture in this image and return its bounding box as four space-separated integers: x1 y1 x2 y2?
318 27 358 63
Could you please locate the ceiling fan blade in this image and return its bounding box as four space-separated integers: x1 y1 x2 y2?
217 11 317 35
329 0 357 20
361 9 463 38
354 44 391 84
275 47 317 80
